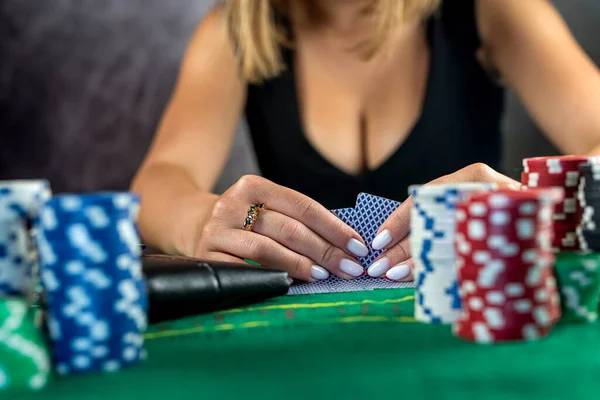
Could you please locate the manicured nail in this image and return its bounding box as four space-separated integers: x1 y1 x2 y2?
385 264 412 281
311 265 330 280
347 238 369 257
340 259 364 277
367 257 390 278
372 230 392 251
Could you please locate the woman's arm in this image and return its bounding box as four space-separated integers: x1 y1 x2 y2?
131 9 245 256
132 9 368 280
476 0 600 155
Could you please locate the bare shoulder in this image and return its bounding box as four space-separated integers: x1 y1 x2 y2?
193 6 230 47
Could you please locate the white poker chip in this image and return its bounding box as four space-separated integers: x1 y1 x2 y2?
409 182 497 198
411 183 498 325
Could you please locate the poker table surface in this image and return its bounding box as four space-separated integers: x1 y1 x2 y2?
15 288 600 400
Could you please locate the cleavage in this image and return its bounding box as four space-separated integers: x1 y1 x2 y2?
293 25 431 176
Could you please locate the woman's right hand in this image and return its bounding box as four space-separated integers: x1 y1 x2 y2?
193 175 369 281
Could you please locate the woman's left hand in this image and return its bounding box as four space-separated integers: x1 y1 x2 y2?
365 163 520 281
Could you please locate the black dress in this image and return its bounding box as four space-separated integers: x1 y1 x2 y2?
244 1 504 209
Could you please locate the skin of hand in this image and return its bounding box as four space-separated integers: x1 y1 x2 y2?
193 174 372 282
366 163 520 281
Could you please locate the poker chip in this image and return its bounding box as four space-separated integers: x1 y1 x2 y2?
0 180 52 296
0 180 52 220
409 183 497 324
36 193 148 375
0 297 51 392
522 156 590 252
553 252 600 323
523 156 589 174
453 189 560 344
577 163 600 252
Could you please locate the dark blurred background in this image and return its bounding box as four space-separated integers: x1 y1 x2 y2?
0 0 598 195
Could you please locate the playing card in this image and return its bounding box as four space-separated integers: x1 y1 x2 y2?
352 193 401 267
288 276 414 295
287 196 411 296
331 208 354 228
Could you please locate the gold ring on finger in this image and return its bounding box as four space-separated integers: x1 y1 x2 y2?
243 203 265 232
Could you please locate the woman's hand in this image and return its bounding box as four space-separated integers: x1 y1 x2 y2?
366 163 520 281
194 175 369 281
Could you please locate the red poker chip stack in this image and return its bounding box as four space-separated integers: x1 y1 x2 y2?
453 189 562 344
522 156 590 251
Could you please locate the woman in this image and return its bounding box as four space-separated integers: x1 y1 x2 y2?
132 0 600 283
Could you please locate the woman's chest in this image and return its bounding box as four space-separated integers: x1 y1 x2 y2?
293 26 431 175
246 20 504 179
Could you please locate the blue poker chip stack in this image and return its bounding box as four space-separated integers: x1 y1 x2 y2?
409 183 497 324
36 193 148 376
0 180 52 296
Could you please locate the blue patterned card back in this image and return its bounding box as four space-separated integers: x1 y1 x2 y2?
331 208 354 228
352 193 401 267
286 199 412 295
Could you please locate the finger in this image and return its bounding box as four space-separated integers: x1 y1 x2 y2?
232 176 369 258
203 252 245 265
366 237 411 278
385 258 414 282
372 163 520 253
210 228 359 281
428 163 519 189
371 198 412 252
251 209 365 280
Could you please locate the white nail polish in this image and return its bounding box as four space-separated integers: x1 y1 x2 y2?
367 257 390 278
340 259 364 277
372 230 392 251
385 264 412 282
347 238 369 257
311 265 330 280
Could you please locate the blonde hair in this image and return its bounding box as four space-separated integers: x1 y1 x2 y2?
222 0 440 83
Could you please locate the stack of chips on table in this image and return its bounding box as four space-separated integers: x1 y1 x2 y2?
0 182 149 393
0 181 52 392
521 156 589 251
522 156 600 325
36 193 148 376
552 157 600 322
0 298 51 391
409 183 496 324
0 181 53 296
453 189 561 343
577 159 600 251
553 252 600 323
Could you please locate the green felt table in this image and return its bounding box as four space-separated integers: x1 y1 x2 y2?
13 288 600 400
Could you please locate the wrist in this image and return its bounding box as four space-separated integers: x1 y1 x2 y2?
173 192 219 257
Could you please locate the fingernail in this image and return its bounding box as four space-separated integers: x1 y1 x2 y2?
385 264 412 282
347 238 369 257
372 230 392 251
340 259 364 277
287 277 294 285
367 257 390 278
311 265 330 280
